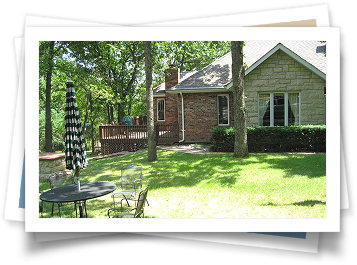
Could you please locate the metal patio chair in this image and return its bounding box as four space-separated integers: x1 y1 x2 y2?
109 185 150 218
48 171 74 217
111 164 144 206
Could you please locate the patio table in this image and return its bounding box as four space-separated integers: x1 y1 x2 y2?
40 182 116 218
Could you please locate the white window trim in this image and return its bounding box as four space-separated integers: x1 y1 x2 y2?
217 94 230 126
157 98 165 122
259 92 301 127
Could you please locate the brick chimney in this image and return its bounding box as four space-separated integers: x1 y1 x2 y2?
165 65 180 90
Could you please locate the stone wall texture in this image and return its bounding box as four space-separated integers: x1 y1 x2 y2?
39 157 67 182
244 49 326 127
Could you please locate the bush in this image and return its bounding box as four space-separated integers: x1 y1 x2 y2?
210 125 326 153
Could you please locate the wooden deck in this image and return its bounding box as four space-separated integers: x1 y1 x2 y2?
99 124 179 154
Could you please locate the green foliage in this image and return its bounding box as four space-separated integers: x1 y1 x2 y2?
39 109 65 151
211 126 326 153
153 41 231 72
39 41 233 151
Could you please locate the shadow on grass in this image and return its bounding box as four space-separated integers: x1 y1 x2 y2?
145 151 325 189
78 150 326 192
254 153 326 179
261 199 326 207
143 152 248 189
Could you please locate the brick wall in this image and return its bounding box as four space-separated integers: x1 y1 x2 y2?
165 66 180 90
154 93 179 125
178 92 234 142
153 66 180 125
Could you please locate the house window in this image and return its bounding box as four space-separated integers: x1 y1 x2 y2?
217 94 229 125
259 92 300 126
157 99 165 121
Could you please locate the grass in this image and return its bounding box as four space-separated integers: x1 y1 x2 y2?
39 150 326 218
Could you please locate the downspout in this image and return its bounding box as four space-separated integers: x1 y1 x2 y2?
179 92 185 143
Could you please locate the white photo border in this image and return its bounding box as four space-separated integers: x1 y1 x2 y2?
25 26 340 232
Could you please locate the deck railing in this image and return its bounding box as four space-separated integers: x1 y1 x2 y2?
99 123 179 154
156 123 179 144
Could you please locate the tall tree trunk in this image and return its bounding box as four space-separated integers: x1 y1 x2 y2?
88 91 95 152
45 41 55 152
83 90 90 140
145 41 157 162
231 41 249 158
107 104 114 124
117 103 125 124
110 106 114 123
107 104 111 124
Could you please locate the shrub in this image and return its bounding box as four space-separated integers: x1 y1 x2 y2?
211 125 326 153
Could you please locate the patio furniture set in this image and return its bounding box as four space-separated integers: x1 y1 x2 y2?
39 164 150 218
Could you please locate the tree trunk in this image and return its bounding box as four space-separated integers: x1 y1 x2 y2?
231 41 249 158
117 103 125 124
145 41 157 162
107 104 114 124
45 41 55 152
88 92 95 152
83 90 90 140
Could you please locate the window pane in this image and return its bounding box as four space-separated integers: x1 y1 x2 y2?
259 94 270 126
218 95 229 125
273 93 284 126
288 93 299 126
158 99 165 121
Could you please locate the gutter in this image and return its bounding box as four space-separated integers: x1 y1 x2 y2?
179 92 185 143
166 87 226 94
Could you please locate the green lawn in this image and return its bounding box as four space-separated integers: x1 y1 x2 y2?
39 150 326 218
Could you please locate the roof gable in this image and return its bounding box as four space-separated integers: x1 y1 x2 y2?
246 43 325 78
156 41 326 94
225 41 326 89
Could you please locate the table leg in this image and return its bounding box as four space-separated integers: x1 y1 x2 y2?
84 201 88 218
79 202 84 218
74 202 78 218
77 201 88 218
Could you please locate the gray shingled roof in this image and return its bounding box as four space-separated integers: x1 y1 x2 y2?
164 41 326 92
153 70 197 95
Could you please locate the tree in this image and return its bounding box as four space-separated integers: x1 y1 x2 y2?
44 41 55 152
63 41 145 124
38 41 234 153
145 41 157 161
231 41 249 158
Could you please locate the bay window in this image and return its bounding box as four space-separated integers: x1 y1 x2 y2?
259 92 300 126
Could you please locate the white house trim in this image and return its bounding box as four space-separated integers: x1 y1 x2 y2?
166 87 226 93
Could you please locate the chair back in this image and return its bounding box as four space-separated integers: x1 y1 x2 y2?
120 164 143 192
134 185 150 218
49 171 74 189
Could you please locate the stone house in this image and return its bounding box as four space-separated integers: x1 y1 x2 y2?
153 41 326 143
